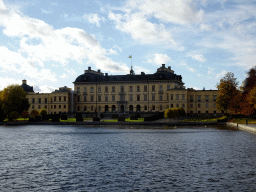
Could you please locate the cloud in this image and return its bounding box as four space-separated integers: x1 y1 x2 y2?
64 68 77 76
147 53 171 66
83 13 105 26
0 77 21 90
0 0 128 75
60 73 68 79
187 67 196 72
134 66 151 74
109 12 183 50
191 54 206 62
41 9 50 14
216 70 227 79
178 61 196 72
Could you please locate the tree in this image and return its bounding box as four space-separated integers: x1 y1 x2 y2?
21 110 29 120
240 95 254 116
229 92 243 115
242 67 256 94
249 86 256 109
0 85 30 117
9 111 19 121
39 108 47 116
30 109 39 118
0 100 6 122
216 72 239 113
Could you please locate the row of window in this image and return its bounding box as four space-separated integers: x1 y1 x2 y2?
77 85 170 93
188 103 216 108
31 105 68 110
188 95 217 102
31 96 68 104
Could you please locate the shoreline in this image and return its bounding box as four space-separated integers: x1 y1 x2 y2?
0 121 224 126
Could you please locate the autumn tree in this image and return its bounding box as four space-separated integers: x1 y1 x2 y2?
216 72 239 113
39 108 47 116
0 85 30 117
30 109 39 118
21 110 29 120
249 86 256 109
242 67 256 94
229 92 243 115
240 95 254 116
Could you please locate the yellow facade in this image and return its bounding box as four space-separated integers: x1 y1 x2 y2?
24 64 221 115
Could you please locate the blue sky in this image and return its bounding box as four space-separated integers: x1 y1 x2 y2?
0 0 256 92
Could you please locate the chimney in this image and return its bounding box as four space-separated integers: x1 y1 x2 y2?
98 69 101 73
141 72 145 75
168 66 171 70
105 73 108 76
22 80 27 84
162 64 165 68
88 66 91 71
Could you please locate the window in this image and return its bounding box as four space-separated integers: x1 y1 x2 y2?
137 86 140 92
112 86 115 92
171 95 173 100
190 95 194 102
59 105 61 109
214 103 216 108
144 106 147 110
159 95 163 101
176 104 179 108
58 97 61 101
77 106 80 111
105 96 108 101
190 104 193 108
159 85 163 91
98 95 101 101
137 95 140 101
206 103 209 108
54 105 56 109
160 105 162 110
99 106 101 112
176 94 179 100
64 97 66 101
38 105 41 109
205 95 209 102
98 86 101 93
84 87 87 93
198 111 201 114
213 95 217 101
167 85 170 90
144 95 147 101
167 94 169 101
152 85 155 91
32 105 34 109
152 95 155 101
32 98 35 104
171 104 173 108
84 96 87 102
54 97 56 102
198 104 201 108
182 104 185 108
91 96 94 102
45 105 47 109
198 95 201 102
84 106 86 111
129 95 133 101
91 106 93 111
77 96 80 102
112 95 115 101
105 86 108 93
152 105 155 110
120 95 125 101
51 105 52 109
206 111 208 114
129 86 133 92
39 98 41 104
64 105 66 109
121 86 124 92
90 87 94 93
182 94 185 100
77 87 80 93
214 110 216 114
144 85 147 92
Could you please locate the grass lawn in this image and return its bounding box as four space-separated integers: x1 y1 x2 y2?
229 118 256 124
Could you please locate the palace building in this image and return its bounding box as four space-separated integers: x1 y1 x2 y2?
24 64 221 115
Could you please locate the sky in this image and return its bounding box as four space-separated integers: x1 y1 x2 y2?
0 0 256 92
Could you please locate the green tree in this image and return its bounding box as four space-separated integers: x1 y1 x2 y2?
39 108 47 116
0 100 6 122
216 72 239 113
0 85 30 117
21 110 29 120
30 109 39 118
9 111 19 121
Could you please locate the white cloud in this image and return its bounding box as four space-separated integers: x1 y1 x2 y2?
134 66 151 74
127 0 204 25
187 67 196 72
216 70 227 79
64 68 77 76
83 13 105 26
0 0 128 74
147 53 171 66
178 61 196 72
191 54 206 62
41 9 50 14
0 77 21 90
60 73 68 79
109 12 183 49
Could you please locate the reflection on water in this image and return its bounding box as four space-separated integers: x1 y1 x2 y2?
0 125 256 191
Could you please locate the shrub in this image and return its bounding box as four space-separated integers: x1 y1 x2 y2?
21 110 29 120
111 114 119 119
39 108 47 116
9 111 19 121
30 109 39 118
0 108 6 122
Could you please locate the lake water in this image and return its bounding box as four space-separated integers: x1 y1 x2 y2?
0 125 256 191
